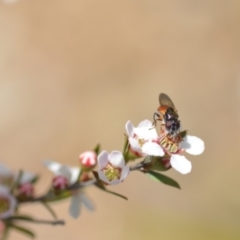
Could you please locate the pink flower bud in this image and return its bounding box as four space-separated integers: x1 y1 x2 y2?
52 176 69 190
18 183 34 197
79 151 97 170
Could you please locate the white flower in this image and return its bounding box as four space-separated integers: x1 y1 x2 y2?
43 161 95 218
159 134 205 174
0 185 17 219
98 151 130 185
69 190 94 219
43 161 79 185
0 162 36 187
125 120 164 157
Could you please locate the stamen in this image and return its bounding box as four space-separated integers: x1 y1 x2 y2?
103 163 121 181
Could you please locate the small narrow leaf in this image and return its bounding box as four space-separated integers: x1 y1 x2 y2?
180 130 188 138
31 175 39 184
123 135 129 155
92 171 128 200
41 201 57 219
9 223 35 239
100 188 128 200
145 171 181 189
6 215 34 222
10 170 23 193
95 181 128 200
92 171 106 189
93 143 101 155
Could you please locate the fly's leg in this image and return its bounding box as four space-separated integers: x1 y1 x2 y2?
150 112 162 129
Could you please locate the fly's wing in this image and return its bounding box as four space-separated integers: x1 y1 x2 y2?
159 93 177 112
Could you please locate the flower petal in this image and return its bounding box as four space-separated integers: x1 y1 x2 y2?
128 137 142 153
56 166 72 182
170 155 192 174
0 185 10 193
142 141 164 156
109 151 124 167
97 169 109 183
0 185 17 219
81 192 95 211
69 193 81 219
19 171 36 184
69 167 81 184
120 165 130 181
0 163 12 178
125 120 134 136
43 161 62 173
180 135 205 155
97 151 109 169
137 119 152 128
134 127 158 140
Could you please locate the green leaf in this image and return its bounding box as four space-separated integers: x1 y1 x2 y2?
145 171 181 189
8 223 35 239
40 201 57 219
93 143 101 155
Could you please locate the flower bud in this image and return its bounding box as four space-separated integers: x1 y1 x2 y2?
79 151 97 171
52 175 69 190
18 183 34 197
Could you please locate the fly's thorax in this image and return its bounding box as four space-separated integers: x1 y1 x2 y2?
164 107 179 120
166 119 181 135
157 105 168 119
160 120 181 137
157 106 180 135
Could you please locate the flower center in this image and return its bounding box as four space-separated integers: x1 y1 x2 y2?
103 163 121 181
0 198 10 214
137 138 146 147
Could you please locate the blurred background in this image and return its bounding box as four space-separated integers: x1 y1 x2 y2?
0 0 240 239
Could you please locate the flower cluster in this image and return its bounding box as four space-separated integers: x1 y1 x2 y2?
0 107 204 239
125 119 204 174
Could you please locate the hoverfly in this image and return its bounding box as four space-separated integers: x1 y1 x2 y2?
153 93 180 136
